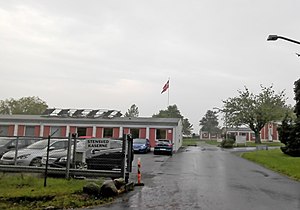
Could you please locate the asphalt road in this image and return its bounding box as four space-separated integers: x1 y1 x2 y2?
87 143 300 210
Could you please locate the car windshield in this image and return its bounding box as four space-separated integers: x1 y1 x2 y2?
133 139 146 144
26 140 53 149
158 139 171 143
0 139 12 146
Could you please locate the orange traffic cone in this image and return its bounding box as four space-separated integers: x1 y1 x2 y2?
135 157 144 186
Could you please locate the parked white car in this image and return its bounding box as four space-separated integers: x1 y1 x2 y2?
0 139 69 166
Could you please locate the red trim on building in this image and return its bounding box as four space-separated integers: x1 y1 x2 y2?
273 124 278 140
86 127 93 137
8 125 14 136
149 128 156 147
70 126 76 134
113 128 120 139
34 126 40 137
139 128 146 138
43 126 50 137
167 129 173 140
60 126 66 137
17 125 25 136
123 128 130 134
96 127 103 138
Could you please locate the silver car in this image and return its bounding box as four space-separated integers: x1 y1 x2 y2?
0 139 69 166
41 140 87 168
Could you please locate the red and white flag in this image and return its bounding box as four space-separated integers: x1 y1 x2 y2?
161 80 169 94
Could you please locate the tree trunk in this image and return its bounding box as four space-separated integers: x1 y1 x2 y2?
254 131 261 144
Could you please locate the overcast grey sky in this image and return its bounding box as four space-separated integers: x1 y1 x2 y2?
0 0 299 132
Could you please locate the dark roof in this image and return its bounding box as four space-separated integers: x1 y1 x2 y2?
40 108 123 119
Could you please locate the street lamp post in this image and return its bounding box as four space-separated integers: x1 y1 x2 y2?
267 35 300 45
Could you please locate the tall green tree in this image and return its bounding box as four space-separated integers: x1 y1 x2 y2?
124 104 139 117
199 110 220 134
152 104 193 135
278 78 300 156
152 104 182 118
182 118 193 136
0 96 48 115
222 85 287 144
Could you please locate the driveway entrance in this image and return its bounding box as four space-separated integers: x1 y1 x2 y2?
88 143 300 210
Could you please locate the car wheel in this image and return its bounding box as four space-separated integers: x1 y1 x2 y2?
30 158 42 167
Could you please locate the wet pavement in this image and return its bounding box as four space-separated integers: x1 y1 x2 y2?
85 142 300 210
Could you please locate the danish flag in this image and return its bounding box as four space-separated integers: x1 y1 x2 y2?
161 80 169 94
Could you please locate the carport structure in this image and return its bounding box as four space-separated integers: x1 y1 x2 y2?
0 108 183 152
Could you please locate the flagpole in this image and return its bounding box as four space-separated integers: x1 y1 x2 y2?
161 78 170 107
167 77 170 107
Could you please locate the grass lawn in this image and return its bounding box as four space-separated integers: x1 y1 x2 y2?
203 140 220 146
182 138 220 146
0 173 112 210
182 138 201 146
182 139 283 147
237 141 284 147
241 149 300 181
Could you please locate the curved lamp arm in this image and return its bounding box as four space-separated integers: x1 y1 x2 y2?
267 35 300 45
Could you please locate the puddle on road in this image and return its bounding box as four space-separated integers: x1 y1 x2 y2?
183 147 219 152
252 170 269 177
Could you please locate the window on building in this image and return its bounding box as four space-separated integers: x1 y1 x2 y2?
0 125 9 136
25 126 35 137
130 128 139 138
156 129 166 139
77 127 87 137
103 128 113 138
50 126 61 137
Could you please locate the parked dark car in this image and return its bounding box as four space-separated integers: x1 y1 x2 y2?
0 137 38 158
42 138 129 170
86 138 134 170
133 138 150 153
154 139 173 156
86 148 124 170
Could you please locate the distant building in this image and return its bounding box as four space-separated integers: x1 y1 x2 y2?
200 123 279 141
0 108 183 152
226 123 279 141
199 131 221 140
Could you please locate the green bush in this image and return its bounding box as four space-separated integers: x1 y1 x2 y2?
220 138 235 148
277 79 300 157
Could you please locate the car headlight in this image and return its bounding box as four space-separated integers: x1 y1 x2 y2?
140 145 146 149
17 154 30 160
58 156 67 162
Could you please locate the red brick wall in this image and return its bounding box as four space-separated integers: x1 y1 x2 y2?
70 126 76 134
139 128 146 138
8 125 14 136
96 127 103 138
61 126 66 137
149 128 156 147
123 128 130 134
43 126 50 137
86 127 93 137
17 125 25 136
167 129 173 140
113 128 120 139
34 126 40 137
